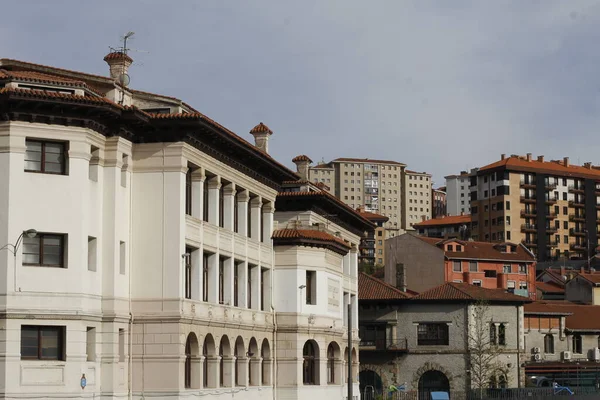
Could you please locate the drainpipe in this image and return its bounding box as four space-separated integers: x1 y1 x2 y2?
516 306 521 388
128 154 134 400
271 231 277 400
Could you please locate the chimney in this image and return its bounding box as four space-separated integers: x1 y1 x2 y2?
584 162 592 169
292 155 313 181
537 155 544 162
460 211 464 216
356 205 365 213
564 157 569 167
501 154 506 160
103 51 133 81
249 122 273 153
526 153 532 162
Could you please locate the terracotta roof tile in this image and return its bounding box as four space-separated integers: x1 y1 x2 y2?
524 301 573 315
413 214 471 228
417 236 535 262
292 155 312 163
358 211 389 222
537 269 567 286
358 272 412 300
0 69 87 86
525 301 600 331
331 157 406 166
103 52 133 63
480 155 600 179
249 122 272 134
574 272 600 285
315 182 330 190
0 58 112 82
413 282 531 302
0 87 121 107
272 228 350 249
535 281 565 294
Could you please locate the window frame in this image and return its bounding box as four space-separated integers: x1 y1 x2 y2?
24 139 67 175
20 325 65 361
417 323 449 346
22 233 66 268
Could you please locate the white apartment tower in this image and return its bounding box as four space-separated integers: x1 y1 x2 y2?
0 55 370 399
444 171 472 216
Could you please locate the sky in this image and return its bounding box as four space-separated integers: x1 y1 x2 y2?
3 1 600 185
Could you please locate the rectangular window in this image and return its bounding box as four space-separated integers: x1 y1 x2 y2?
203 183 210 222
233 262 239 307
417 323 449 346
219 186 225 228
484 270 497 278
506 201 510 210
564 235 569 244
185 168 193 216
469 261 478 272
306 271 317 305
118 328 125 362
219 257 225 304
87 236 97 272
519 264 527 274
248 264 253 309
519 281 528 290
119 241 126 275
202 253 209 302
21 325 65 360
503 265 511 273
184 250 192 300
472 280 482 286
22 233 65 268
86 327 96 361
453 261 461 272
25 140 66 174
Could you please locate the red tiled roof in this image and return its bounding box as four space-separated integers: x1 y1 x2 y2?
311 163 333 169
524 301 573 315
535 281 565 294
358 211 389 222
413 214 471 228
413 282 531 302
0 69 87 86
0 87 120 107
331 157 406 166
479 155 600 179
0 58 112 82
358 272 412 300
537 269 567 286
249 122 272 134
525 301 600 331
272 228 350 250
315 182 330 190
417 236 535 262
574 273 600 285
103 52 133 63
292 155 312 163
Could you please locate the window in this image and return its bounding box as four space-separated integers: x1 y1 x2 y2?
327 343 335 384
233 262 239 307
306 271 316 305
456 245 462 252
572 334 582 354
563 192 568 201
503 265 511 274
484 270 497 278
219 257 225 304
184 251 192 299
87 236 97 272
118 328 125 362
202 253 209 302
203 182 209 222
453 261 461 272
448 245 454 251
303 341 317 384
469 261 478 272
86 327 96 361
22 233 65 268
219 186 224 228
498 323 506 345
119 241 126 275
21 325 65 360
417 323 449 346
25 140 66 174
472 280 482 286
506 201 510 210
490 324 497 345
544 334 554 354
519 281 527 290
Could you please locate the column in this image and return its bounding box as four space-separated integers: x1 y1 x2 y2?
262 201 274 243
199 356 205 389
250 196 262 241
262 358 272 385
238 261 248 308
334 359 343 385
224 257 234 306
207 253 219 303
191 168 205 219
190 249 201 300
237 190 249 236
223 183 236 231
261 268 271 312
342 254 350 276
251 265 261 310
206 356 220 388
238 356 250 386
222 356 235 387
351 294 358 330
343 293 349 327
207 176 221 225
350 246 358 277
250 357 262 386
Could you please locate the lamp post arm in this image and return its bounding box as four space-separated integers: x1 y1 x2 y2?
13 232 26 255
0 243 16 255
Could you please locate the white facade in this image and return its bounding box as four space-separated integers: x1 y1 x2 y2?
0 57 365 400
445 172 471 216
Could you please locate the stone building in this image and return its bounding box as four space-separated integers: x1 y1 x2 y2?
358 275 530 398
0 55 371 399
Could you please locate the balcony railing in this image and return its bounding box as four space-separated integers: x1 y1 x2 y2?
570 243 587 251
520 209 537 218
545 212 557 219
569 214 586 222
520 196 537 203
521 240 537 248
520 224 537 233
570 228 586 236
569 184 585 193
569 200 585 208
546 226 558 233
520 180 536 188
359 337 408 352
546 239 559 247
545 196 558 204
544 182 558 190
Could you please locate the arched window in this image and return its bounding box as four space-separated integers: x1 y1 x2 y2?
489 324 497 345
184 333 199 389
327 343 335 384
489 375 497 389
572 334 582 354
233 344 239 386
219 341 225 387
544 334 554 354
203 341 208 388
499 374 507 389
498 323 506 345
185 337 192 388
303 341 317 385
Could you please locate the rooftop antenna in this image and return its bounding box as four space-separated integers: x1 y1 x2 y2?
108 31 149 104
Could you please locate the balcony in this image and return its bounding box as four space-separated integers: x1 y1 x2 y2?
568 184 585 194
570 243 587 252
520 180 536 189
546 226 558 233
545 196 558 205
569 200 585 208
521 240 537 248
570 228 586 236
569 214 586 222
521 224 537 233
520 209 537 218
545 212 557 219
520 196 537 204
359 337 408 352
546 239 559 247
544 182 558 190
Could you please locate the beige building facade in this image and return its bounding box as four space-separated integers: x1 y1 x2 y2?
402 170 433 230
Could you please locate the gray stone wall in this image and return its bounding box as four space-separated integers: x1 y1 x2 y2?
566 276 592 304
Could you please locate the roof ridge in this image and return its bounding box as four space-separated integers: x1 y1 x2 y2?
448 282 477 299
359 272 409 296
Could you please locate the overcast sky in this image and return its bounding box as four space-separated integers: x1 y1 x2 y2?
3 1 600 185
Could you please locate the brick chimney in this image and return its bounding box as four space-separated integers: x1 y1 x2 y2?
564 157 569 167
526 153 532 162
249 122 273 153
292 155 313 180
103 51 133 81
537 155 544 162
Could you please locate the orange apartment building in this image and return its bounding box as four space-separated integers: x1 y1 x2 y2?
385 234 537 297
470 154 600 262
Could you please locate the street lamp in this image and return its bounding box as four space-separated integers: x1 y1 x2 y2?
1 229 37 293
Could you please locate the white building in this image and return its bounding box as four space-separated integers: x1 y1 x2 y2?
444 171 472 216
0 54 371 399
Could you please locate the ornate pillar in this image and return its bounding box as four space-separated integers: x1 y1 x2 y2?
237 190 249 236
206 356 220 388
250 196 262 241
207 176 221 225
223 183 236 231
191 168 205 219
249 357 262 386
207 253 219 303
261 201 274 243
334 359 343 385
222 355 235 387
237 356 249 387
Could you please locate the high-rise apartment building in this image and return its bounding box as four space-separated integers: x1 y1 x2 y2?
470 153 600 262
309 158 406 238
445 171 472 216
401 170 433 230
432 187 447 218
